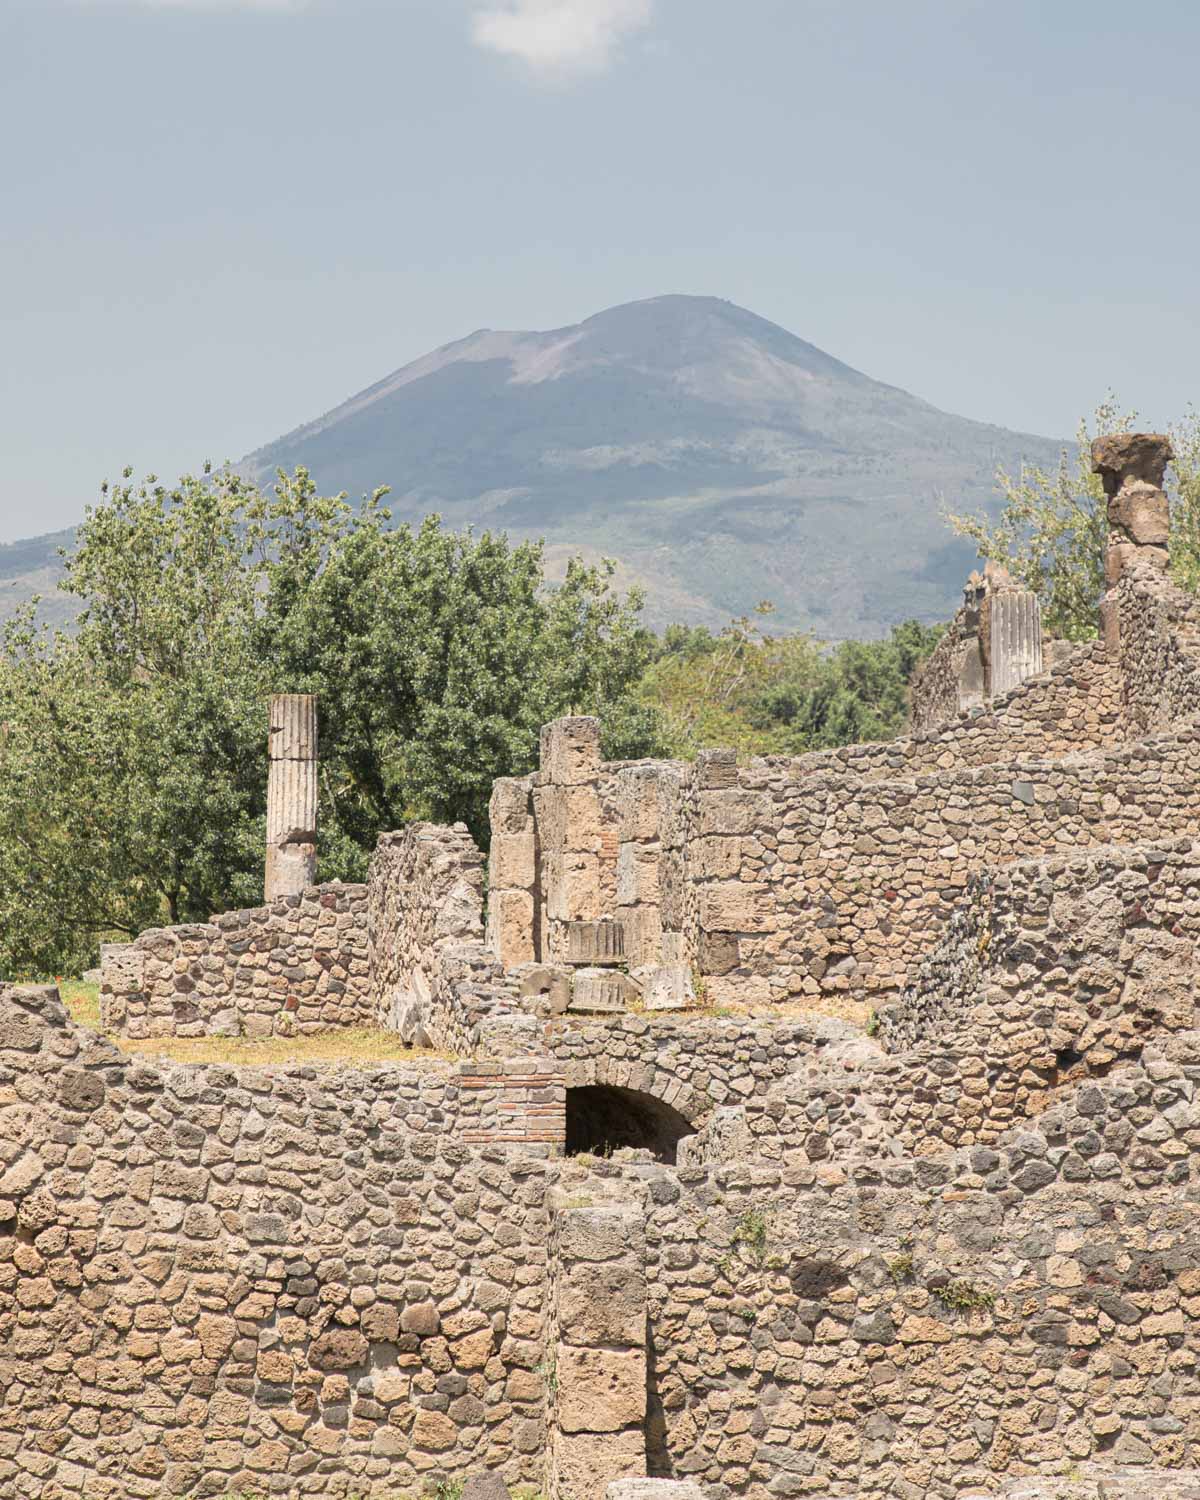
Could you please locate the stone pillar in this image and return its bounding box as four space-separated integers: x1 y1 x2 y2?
535 717 604 963
545 1200 648 1500
487 776 538 966
265 693 318 902
987 589 1043 699
1092 433 1173 655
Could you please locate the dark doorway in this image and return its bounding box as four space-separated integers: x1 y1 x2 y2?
565 1084 693 1164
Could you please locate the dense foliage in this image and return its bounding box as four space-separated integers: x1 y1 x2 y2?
637 608 943 758
0 468 943 977
0 468 658 976
947 400 1200 640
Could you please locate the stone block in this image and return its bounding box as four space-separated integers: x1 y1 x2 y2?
695 747 738 788
616 904 663 968
643 965 694 1011
546 853 601 923
569 968 639 1013
561 785 604 853
540 716 601 785
486 889 535 968
558 1260 647 1346
557 1205 642 1263
697 789 768 837
697 881 771 934
697 928 740 974
556 1345 646 1433
549 1427 644 1500
616 762 669 839
616 843 660 907
565 920 626 965
489 775 533 834
692 835 742 880
489 831 536 891
1109 480 1170 546
1091 432 1173 492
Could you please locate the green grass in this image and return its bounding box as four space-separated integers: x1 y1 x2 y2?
60 978 101 1028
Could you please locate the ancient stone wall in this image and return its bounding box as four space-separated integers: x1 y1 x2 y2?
366 822 525 1054
0 984 552 1498
639 1136 1200 1496
694 730 1200 1006
1117 557 1200 735
99 884 370 1039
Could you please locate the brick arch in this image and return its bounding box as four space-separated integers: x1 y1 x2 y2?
559 1056 712 1131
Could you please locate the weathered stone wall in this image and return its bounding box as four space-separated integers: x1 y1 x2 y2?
99 884 370 1039
1117 557 1200 735
692 730 1200 1006
0 984 553 1498
367 822 525 1054
638 1118 1200 1496
791 638 1122 782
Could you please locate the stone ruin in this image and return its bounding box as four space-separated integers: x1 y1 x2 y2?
4 435 1200 1499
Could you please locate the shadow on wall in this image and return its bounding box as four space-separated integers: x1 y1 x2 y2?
565 1084 693 1164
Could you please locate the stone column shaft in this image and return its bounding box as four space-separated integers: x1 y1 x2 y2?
1092 433 1173 655
265 693 318 901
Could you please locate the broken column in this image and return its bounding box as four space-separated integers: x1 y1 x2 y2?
265 693 318 902
1092 433 1173 655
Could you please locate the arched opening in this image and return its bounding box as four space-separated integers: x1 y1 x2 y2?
565 1084 693 1165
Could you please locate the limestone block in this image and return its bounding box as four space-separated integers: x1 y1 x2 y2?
561 785 604 853
692 835 742 880
546 853 601 923
489 831 536 891
565 920 626 965
643 965 694 1011
490 775 533 834
557 1205 642 1263
616 763 669 839
540 716 601 785
569 968 639 1013
486 889 535 968
533 784 567 850
616 904 663 968
697 881 771 934
558 1261 647 1347
548 1427 644 1500
697 789 769 837
616 842 660 907
556 1346 646 1433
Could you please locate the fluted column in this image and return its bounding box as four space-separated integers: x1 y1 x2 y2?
265 693 318 901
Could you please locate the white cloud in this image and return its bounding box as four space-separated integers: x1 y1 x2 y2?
471 0 653 76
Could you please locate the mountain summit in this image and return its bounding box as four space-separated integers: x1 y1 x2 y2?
244 295 1061 636
2 296 1064 637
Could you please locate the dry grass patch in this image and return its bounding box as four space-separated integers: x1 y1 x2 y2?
112 1027 456 1068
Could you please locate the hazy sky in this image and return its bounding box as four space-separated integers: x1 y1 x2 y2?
2 0 1198 541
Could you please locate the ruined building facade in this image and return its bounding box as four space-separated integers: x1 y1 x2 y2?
4 436 1200 1499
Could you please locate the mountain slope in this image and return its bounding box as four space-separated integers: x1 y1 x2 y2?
2 297 1065 637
